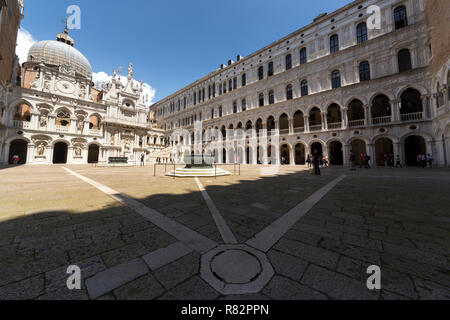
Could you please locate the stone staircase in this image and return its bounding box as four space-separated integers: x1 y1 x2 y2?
165 167 231 177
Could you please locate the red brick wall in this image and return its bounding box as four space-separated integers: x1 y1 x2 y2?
0 0 21 84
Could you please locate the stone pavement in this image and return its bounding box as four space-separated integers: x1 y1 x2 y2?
0 164 449 300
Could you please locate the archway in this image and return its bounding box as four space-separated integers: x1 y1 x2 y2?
311 142 323 158
400 88 423 115
309 107 322 131
295 143 306 165
348 99 365 126
280 144 290 164
279 114 289 134
8 139 28 164
371 94 391 119
404 135 426 166
329 141 343 165
222 148 226 164
351 139 367 165
375 138 393 166
53 142 68 164
88 145 100 164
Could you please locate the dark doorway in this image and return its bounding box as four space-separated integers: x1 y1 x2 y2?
222 148 226 164
404 135 426 166
311 142 323 158
53 142 68 164
295 144 306 165
375 138 393 166
329 141 344 165
8 140 28 164
351 140 367 165
246 147 251 164
280 144 290 164
88 145 100 164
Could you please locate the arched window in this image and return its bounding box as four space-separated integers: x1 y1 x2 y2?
89 115 101 130
259 93 265 107
331 70 341 89
299 48 307 65
233 101 238 114
242 99 247 111
56 110 71 127
286 84 293 100
258 66 264 80
356 22 368 44
401 88 423 114
359 61 371 81
228 79 232 92
398 49 412 72
394 6 408 30
233 77 237 90
268 90 274 105
193 92 197 105
211 109 215 119
241 73 246 86
13 103 32 122
301 80 308 96
330 34 339 53
285 54 292 70
219 106 223 117
268 62 274 77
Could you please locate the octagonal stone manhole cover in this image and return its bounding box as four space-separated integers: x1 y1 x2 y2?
200 244 274 295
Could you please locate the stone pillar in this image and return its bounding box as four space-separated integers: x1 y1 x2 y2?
289 146 295 165
321 112 328 131
70 118 77 134
433 140 446 168
342 107 349 129
274 145 280 165
251 146 257 165
364 104 372 126
368 144 376 167
391 99 400 122
394 142 403 165
2 143 10 164
49 115 56 131
343 144 350 167
31 112 40 130
304 115 310 133
26 144 35 164
288 118 294 135
421 94 431 119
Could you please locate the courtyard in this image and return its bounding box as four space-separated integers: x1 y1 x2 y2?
0 164 449 300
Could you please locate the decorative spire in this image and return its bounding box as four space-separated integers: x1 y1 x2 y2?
127 63 133 81
56 17 74 46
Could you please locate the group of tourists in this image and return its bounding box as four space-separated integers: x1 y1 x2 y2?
417 153 433 168
306 154 329 169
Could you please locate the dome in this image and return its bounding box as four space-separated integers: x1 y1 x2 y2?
27 40 92 79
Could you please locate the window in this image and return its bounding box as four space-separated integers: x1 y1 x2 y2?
394 6 408 30
268 90 274 105
211 109 214 119
301 80 308 96
258 66 264 80
242 99 247 111
223 82 227 93
330 34 339 53
286 85 293 100
219 83 223 95
299 48 307 65
331 70 341 89
259 93 265 107
356 22 368 44
208 86 211 99
242 73 246 86
228 79 232 92
194 92 197 105
233 77 237 90
202 88 205 102
398 49 412 72
219 106 223 117
268 62 274 77
183 97 186 109
359 61 371 81
285 54 292 70
233 101 238 113
212 84 216 97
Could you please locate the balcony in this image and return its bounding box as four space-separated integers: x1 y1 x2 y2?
310 125 322 132
401 112 423 122
279 129 290 135
56 125 70 133
12 120 31 129
327 122 342 130
89 129 102 136
293 127 305 133
372 116 392 125
348 119 365 128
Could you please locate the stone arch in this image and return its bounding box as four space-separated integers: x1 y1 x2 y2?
369 91 395 104
9 99 36 112
294 141 307 165
8 138 29 164
280 143 291 165
305 105 324 114
344 96 368 107
395 84 429 100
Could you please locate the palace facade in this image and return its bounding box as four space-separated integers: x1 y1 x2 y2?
0 27 166 165
152 0 450 167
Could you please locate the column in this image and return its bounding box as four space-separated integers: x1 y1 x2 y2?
31 112 40 130
321 112 328 131
368 144 376 166
251 146 258 165
70 118 77 134
304 115 310 133
274 145 280 165
341 107 348 129
289 146 295 165
49 115 56 131
26 144 35 164
422 94 431 119
433 140 445 168
343 144 350 167
364 104 372 126
394 142 403 165
391 99 400 122
2 143 10 164
274 120 279 136
288 118 294 135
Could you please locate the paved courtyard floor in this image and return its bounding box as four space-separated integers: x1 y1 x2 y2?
0 164 449 300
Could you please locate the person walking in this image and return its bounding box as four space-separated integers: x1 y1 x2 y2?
421 153 427 168
395 155 403 168
359 154 366 168
364 153 371 169
426 153 433 168
12 154 20 165
140 153 145 167
313 150 321 175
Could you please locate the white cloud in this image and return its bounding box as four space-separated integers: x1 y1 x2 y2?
16 28 37 65
92 71 156 108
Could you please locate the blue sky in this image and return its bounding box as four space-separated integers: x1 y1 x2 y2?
19 0 351 103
